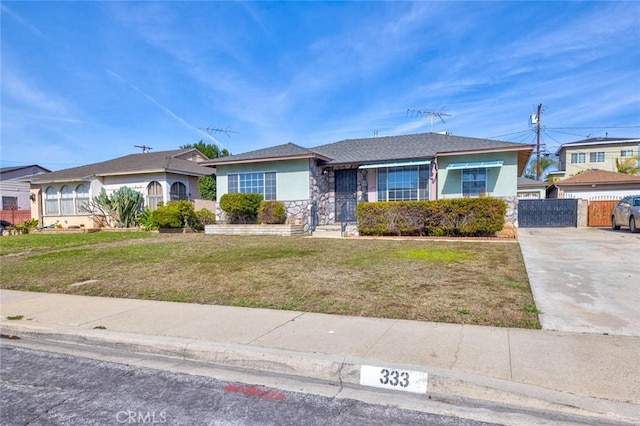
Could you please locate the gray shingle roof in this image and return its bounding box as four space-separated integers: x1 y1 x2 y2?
560 137 639 146
312 132 531 165
27 149 213 184
517 177 546 187
202 143 319 165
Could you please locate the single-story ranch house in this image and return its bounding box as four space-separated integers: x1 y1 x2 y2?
203 132 533 231
26 149 213 229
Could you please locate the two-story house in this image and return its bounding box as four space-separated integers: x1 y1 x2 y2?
550 137 640 179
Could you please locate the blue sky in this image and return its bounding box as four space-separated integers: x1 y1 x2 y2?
1 1 639 171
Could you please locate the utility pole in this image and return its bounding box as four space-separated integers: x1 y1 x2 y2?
535 104 542 181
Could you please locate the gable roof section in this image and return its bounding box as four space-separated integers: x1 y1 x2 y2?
209 133 533 174
555 169 640 186
312 133 531 166
202 143 330 166
27 149 213 184
0 165 51 178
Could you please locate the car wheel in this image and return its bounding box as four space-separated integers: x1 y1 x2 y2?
611 216 620 230
630 216 639 233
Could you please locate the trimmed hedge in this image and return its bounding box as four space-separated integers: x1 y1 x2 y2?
357 198 507 237
219 193 263 224
258 201 286 224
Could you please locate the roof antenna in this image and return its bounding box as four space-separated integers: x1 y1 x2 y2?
134 145 153 153
199 125 239 138
406 107 452 132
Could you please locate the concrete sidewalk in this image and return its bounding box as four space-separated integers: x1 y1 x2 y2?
1 289 638 424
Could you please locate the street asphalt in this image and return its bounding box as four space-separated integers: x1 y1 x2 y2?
1 227 639 424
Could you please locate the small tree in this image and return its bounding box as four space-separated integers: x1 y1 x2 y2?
93 187 143 228
198 175 216 200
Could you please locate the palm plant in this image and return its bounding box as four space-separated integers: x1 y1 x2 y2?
615 156 640 175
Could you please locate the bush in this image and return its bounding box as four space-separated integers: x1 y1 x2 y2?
151 200 201 230
10 218 39 234
257 201 286 224
136 207 158 230
219 193 263 223
357 198 506 237
196 208 216 228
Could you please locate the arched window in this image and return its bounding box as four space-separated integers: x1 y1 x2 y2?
147 181 163 210
44 186 59 215
75 184 90 214
60 185 74 215
170 182 187 201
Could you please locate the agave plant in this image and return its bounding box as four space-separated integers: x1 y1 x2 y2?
93 187 144 228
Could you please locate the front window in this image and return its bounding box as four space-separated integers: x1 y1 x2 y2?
462 168 487 197
377 166 429 201
147 181 163 210
589 152 605 163
45 186 59 215
621 150 635 157
571 153 586 164
170 182 187 200
227 172 277 200
60 185 75 215
75 184 90 213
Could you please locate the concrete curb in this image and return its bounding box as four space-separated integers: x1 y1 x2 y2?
2 321 638 425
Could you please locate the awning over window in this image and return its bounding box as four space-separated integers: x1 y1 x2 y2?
359 160 431 169
446 160 504 170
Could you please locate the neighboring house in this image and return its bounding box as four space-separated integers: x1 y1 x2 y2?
0 165 51 224
550 137 640 179
203 132 533 230
517 177 547 199
25 149 213 228
547 169 640 200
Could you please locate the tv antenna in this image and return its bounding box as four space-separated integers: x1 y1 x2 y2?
407 108 452 132
199 125 239 138
134 145 153 153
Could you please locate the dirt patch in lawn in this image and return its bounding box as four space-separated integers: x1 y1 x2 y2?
0 233 539 328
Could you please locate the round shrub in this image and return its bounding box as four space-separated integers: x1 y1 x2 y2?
258 201 286 224
219 193 263 223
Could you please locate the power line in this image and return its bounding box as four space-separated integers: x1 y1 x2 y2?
545 125 640 130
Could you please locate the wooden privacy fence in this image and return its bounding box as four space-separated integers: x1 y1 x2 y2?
587 200 618 227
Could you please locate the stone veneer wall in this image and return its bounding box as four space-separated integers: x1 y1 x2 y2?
501 196 518 227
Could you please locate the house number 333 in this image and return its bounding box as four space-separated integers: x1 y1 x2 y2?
379 368 410 387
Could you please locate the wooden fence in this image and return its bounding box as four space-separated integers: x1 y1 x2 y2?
587 200 618 227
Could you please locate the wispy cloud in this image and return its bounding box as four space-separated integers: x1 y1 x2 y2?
1 68 80 123
104 69 226 150
0 3 43 37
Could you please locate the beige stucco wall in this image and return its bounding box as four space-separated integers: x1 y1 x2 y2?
559 142 639 176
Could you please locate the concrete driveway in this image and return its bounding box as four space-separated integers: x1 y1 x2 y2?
518 227 640 337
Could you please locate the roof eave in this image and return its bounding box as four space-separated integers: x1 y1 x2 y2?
435 145 534 156
205 152 331 166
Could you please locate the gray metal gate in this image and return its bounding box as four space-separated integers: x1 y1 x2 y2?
518 199 578 228
335 169 357 223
